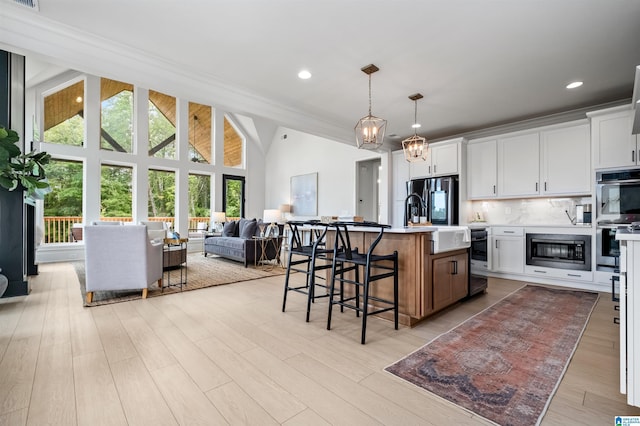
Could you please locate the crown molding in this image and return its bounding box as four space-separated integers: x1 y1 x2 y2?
0 7 355 146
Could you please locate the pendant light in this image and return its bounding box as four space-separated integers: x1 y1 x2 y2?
355 64 387 150
402 93 428 162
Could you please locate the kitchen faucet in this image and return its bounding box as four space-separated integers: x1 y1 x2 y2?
404 193 426 226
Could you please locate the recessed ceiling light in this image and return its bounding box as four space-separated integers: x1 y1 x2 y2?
298 70 312 80
566 81 583 89
75 96 83 103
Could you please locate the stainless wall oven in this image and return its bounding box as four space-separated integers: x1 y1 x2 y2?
596 169 640 224
596 169 640 272
526 233 591 271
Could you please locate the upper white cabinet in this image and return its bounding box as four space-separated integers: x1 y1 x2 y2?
467 139 497 198
408 148 433 178
541 123 591 195
589 105 638 169
431 142 460 176
497 133 540 197
409 138 462 179
467 120 591 199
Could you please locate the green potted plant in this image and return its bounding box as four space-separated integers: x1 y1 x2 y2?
0 126 51 198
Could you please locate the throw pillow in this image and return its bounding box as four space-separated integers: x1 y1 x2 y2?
238 218 250 235
239 219 258 239
222 221 237 237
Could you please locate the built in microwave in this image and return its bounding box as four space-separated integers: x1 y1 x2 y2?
526 233 591 271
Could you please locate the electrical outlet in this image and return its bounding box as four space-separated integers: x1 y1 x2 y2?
505 207 512 215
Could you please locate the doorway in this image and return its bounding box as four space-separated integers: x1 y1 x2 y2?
222 174 245 219
356 158 381 222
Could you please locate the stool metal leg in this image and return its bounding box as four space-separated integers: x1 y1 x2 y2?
282 248 296 312
361 264 370 344
394 252 399 330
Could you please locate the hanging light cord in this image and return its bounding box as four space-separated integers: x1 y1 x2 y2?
368 74 373 116
413 100 418 136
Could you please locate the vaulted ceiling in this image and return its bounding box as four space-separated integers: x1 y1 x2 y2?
2 0 640 149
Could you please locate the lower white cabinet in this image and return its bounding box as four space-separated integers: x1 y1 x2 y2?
524 265 593 282
490 227 524 274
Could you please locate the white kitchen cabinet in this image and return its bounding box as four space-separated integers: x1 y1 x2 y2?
468 121 590 199
431 142 460 176
497 132 540 197
589 105 638 169
490 227 524 274
541 122 591 196
392 150 410 201
409 139 461 179
524 265 593 282
467 139 497 199
392 200 406 228
392 150 411 228
408 148 433 178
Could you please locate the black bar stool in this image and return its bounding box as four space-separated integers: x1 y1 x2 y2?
282 220 335 322
327 222 398 344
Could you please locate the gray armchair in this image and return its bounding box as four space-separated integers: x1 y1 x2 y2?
84 224 163 304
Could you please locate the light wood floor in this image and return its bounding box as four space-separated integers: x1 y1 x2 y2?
0 263 639 425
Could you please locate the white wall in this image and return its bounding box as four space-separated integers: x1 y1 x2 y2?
264 127 390 222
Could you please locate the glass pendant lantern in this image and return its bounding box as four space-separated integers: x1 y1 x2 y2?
402 93 428 162
355 64 386 150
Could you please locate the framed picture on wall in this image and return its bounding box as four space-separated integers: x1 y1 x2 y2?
291 172 317 216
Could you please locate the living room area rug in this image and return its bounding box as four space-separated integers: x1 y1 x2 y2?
74 253 286 307
385 285 599 426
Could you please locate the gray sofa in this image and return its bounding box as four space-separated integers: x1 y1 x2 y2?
204 218 282 267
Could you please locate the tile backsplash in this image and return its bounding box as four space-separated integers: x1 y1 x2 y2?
468 197 593 225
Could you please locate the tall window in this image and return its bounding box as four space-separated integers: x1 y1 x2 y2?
224 116 244 168
36 70 248 246
101 78 133 153
43 80 85 146
149 90 176 159
223 174 245 219
188 102 211 164
100 164 132 219
148 169 175 222
189 173 210 229
43 159 83 243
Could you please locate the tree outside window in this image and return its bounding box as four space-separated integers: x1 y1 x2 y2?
101 164 132 218
43 159 83 242
148 169 175 221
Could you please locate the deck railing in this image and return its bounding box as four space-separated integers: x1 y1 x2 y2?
43 216 220 243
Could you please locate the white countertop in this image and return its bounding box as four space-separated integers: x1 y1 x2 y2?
616 228 640 241
465 223 593 229
302 224 472 234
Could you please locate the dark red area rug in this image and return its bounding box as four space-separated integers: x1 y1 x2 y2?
385 285 598 426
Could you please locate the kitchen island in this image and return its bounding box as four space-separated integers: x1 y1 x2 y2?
323 225 471 327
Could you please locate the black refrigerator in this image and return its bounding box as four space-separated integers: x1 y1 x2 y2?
406 178 428 225
406 175 458 226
